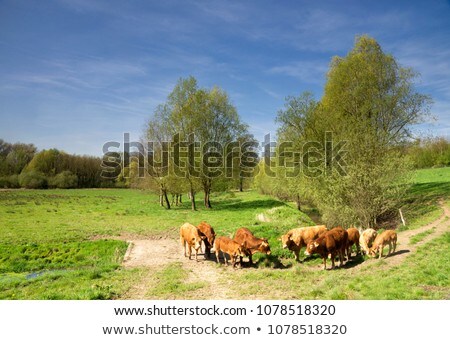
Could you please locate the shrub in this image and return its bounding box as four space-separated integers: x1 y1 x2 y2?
18 171 48 189
49 171 78 189
0 175 20 188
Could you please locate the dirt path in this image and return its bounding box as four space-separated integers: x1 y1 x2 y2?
121 238 235 299
120 201 449 299
347 200 450 273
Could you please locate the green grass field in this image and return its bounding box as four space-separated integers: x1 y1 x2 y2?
0 167 449 299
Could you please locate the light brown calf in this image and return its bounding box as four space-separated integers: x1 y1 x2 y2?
180 222 204 261
212 236 245 267
369 230 397 259
233 227 271 265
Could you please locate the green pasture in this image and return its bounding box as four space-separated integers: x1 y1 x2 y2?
0 167 449 299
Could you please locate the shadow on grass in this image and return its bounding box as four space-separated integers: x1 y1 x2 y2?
390 249 410 256
406 182 450 202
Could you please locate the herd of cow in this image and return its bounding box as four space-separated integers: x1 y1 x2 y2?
179 222 398 270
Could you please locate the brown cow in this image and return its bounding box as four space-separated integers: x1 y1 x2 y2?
233 228 271 265
304 226 348 270
359 228 378 255
346 227 360 259
369 230 397 259
281 225 327 262
180 222 205 261
212 236 245 267
197 221 216 259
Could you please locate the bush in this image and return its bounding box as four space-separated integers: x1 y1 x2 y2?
408 137 450 168
0 175 20 188
18 171 48 189
49 171 78 189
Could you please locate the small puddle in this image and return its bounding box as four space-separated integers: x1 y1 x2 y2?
25 269 68 280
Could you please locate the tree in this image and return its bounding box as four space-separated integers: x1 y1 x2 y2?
275 92 319 209
275 35 431 227
144 76 250 210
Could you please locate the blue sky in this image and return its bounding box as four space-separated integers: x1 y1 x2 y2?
1 0 449 156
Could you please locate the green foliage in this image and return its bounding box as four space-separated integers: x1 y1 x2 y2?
408 137 450 168
144 76 253 209
0 139 36 176
0 175 20 188
18 170 48 189
273 35 431 227
49 171 78 189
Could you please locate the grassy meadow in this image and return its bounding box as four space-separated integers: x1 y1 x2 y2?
0 167 449 299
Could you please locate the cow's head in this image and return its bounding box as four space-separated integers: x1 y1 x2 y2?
367 247 377 257
259 238 271 255
192 236 203 250
281 232 293 249
304 240 319 256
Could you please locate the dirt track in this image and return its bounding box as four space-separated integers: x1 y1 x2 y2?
120 201 450 299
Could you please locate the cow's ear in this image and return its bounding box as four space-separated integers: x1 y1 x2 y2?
262 238 268 242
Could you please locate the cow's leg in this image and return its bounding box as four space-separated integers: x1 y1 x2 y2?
393 240 397 254
195 248 199 262
215 250 220 264
378 246 383 259
248 253 253 265
188 245 192 260
323 257 327 270
387 242 392 257
181 238 187 257
331 255 335 269
294 250 300 262
224 254 228 266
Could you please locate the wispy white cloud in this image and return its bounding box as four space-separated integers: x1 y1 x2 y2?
268 60 329 84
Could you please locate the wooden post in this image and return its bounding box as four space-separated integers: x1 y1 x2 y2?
399 208 406 226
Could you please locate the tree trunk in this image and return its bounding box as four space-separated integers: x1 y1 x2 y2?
163 190 171 209
190 189 196 211
179 194 182 204
239 177 243 192
203 178 212 209
295 194 301 211
204 189 212 209
159 188 164 207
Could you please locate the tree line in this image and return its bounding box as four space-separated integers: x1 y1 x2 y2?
0 140 113 189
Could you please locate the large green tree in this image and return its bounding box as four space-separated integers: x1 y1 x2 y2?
275 35 431 227
145 76 249 210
